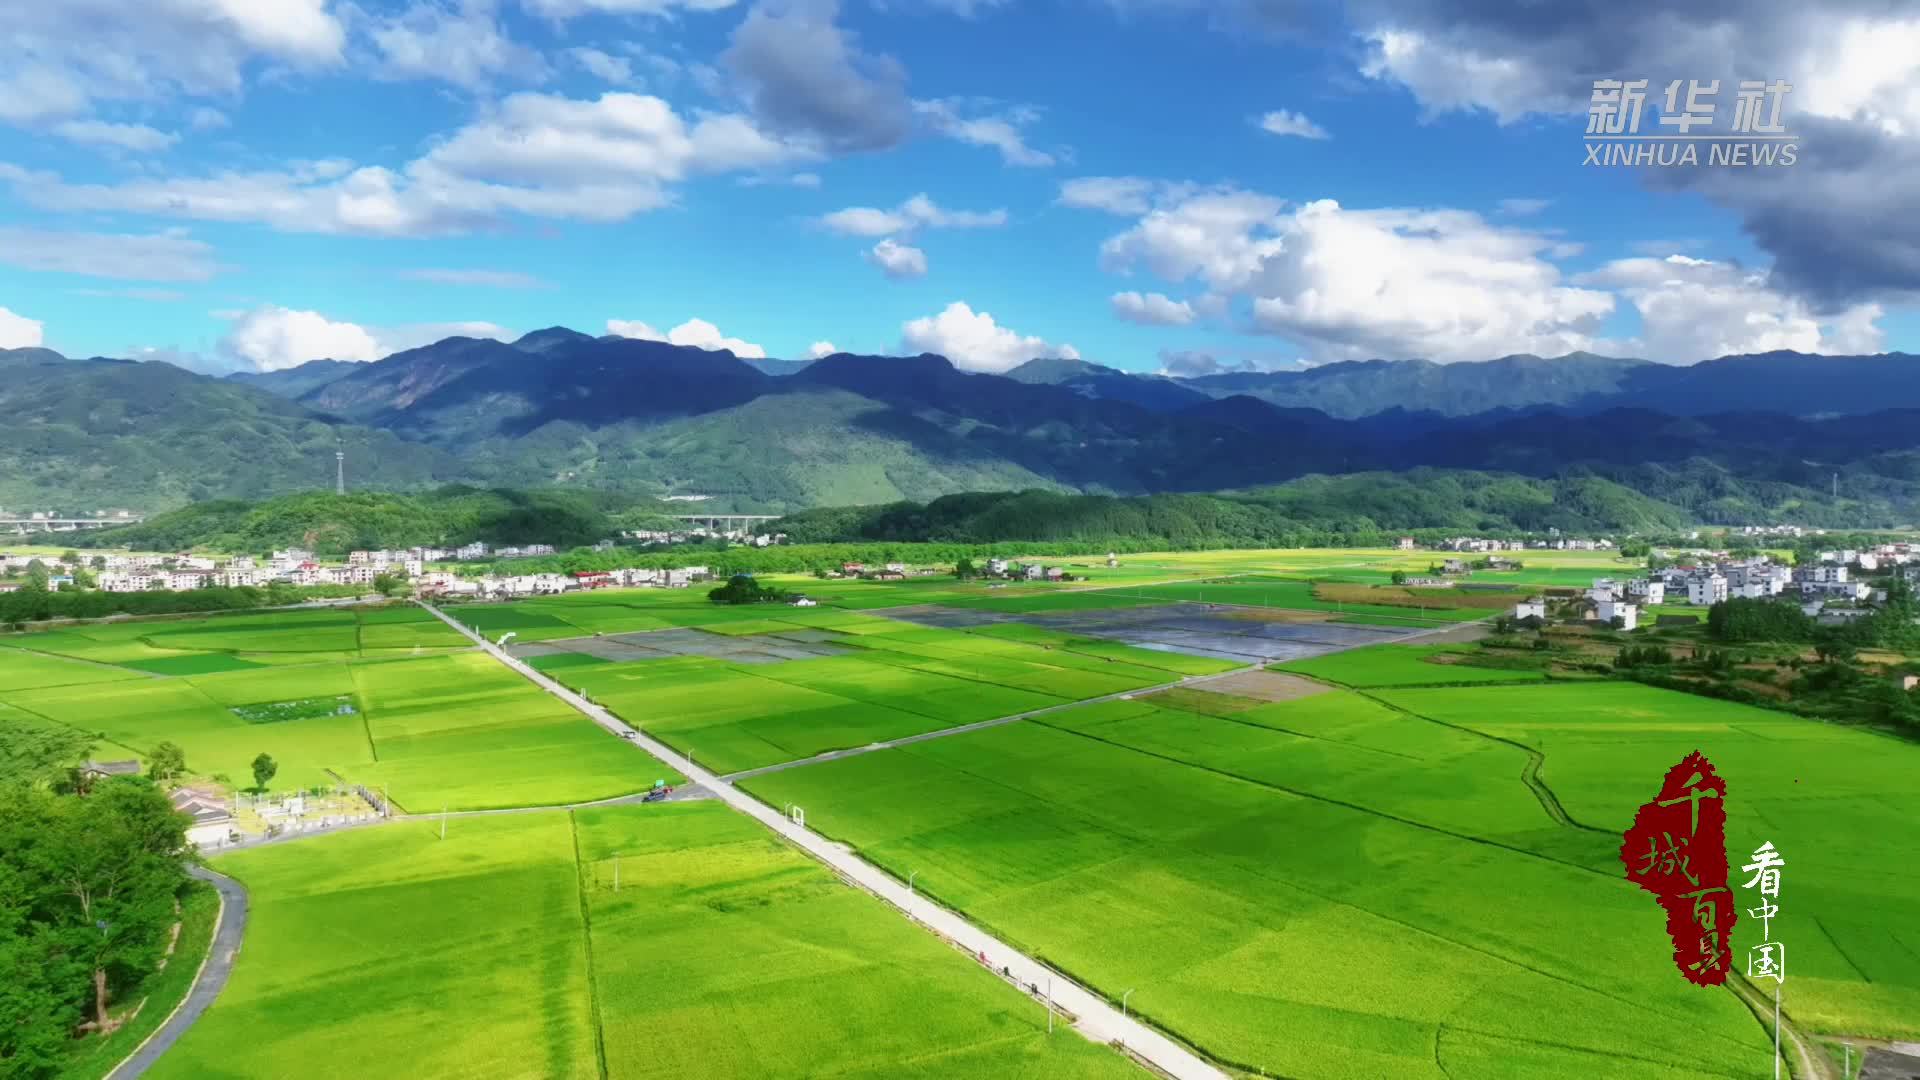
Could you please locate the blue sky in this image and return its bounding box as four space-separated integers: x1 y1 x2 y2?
1 0 1915 374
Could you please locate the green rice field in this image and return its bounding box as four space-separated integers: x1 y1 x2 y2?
739 670 1917 1078
1274 644 1550 687
150 804 1140 1080
570 622 1236 775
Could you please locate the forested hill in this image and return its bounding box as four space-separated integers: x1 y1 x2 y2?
67 488 683 558
771 474 1694 548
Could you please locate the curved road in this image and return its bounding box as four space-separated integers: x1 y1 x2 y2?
421 600 1232 1080
105 866 247 1080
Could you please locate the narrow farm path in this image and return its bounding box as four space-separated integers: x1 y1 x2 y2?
104 867 248 1080
419 599 1234 1080
719 664 1259 782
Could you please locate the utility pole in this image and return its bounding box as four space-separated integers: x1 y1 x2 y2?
1773 983 1781 1080
440 804 447 840
908 870 917 898
1122 987 1135 1020
613 853 620 893
335 435 346 496
1046 976 1053 1034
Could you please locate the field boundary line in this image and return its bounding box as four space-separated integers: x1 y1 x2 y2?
716 664 1261 783
104 867 247 1080
0 641 172 679
567 811 612 1080
416 599 1233 1080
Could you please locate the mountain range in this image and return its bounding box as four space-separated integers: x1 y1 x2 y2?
4 330 1918 525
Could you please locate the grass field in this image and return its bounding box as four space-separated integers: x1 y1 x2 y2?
1274 644 1551 687
1375 681 1920 1041
151 805 1140 1080
569 622 1235 775
1 650 656 810
738 676 1857 1079
0 604 470 672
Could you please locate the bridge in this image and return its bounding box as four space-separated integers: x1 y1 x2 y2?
0 517 144 535
672 514 783 532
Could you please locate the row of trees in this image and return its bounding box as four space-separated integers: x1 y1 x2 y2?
0 581 363 627
1 724 195 1076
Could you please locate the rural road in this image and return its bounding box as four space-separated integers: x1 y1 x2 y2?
105 866 247 1080
420 600 1234 1080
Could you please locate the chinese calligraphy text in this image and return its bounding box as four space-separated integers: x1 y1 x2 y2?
1621 751 1734 986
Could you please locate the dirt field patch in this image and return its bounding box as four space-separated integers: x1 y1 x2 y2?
1192 670 1335 703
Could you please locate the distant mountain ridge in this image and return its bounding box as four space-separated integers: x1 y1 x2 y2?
5 331 1918 524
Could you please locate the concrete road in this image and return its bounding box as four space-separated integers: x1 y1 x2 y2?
419 600 1231 1080
105 866 247 1080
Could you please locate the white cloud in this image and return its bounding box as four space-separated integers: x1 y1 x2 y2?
0 226 216 281
569 47 635 85
1110 290 1196 326
523 0 739 15
1099 190 1618 362
51 119 178 152
361 0 545 92
398 268 548 288
220 305 382 371
0 92 815 236
606 316 767 357
867 237 928 279
0 0 344 126
1577 254 1886 362
900 301 1078 373
1257 109 1328 140
0 306 44 349
1057 176 1159 216
1099 189 1289 291
819 193 1006 236
188 107 229 131
807 340 838 358
915 99 1057 166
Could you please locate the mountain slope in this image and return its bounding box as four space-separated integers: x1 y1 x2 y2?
0 349 458 511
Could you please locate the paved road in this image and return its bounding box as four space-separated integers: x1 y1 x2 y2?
419 600 1232 1080
105 866 247 1080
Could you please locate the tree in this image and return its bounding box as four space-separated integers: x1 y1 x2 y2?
707 574 784 605
5 780 190 1038
954 557 978 580
0 721 94 788
250 753 278 793
146 742 187 784
1390 570 1408 585
1812 627 1858 666
373 572 409 598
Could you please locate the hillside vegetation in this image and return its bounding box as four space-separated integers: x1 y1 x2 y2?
69 488 680 557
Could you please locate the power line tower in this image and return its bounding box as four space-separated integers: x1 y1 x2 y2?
335 436 346 495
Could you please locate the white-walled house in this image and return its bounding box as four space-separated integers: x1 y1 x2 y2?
1687 575 1729 606
1625 579 1666 605
1513 599 1547 621
1597 599 1639 630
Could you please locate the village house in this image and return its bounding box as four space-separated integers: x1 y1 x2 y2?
1512 599 1547 621
1441 558 1470 575
171 789 236 850
1687 574 1729 606
1596 598 1639 631
1395 537 1417 550
1625 578 1666 605
1022 564 1045 581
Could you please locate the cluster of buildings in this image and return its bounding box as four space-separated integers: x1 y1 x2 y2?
83 540 577 593
1426 536 1614 553
980 557 1074 582
418 565 715 598
622 527 787 548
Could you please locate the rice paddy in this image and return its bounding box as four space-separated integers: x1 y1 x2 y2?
740 667 1919 1078
149 804 1141 1080
1274 643 1550 687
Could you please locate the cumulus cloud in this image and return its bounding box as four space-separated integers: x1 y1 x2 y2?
1257 109 1328 139
819 193 1007 236
606 316 767 357
360 0 545 92
866 237 928 279
1576 254 1885 362
0 226 216 281
0 92 814 236
51 120 178 152
900 301 1078 373
1057 176 1201 216
0 0 343 126
1497 197 1551 217
188 107 229 131
1348 0 1920 305
915 99 1057 166
721 0 913 153
398 268 549 288
808 340 839 358
0 306 44 349
523 0 739 15
1099 189 1618 362
1111 291 1196 325
220 306 383 371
